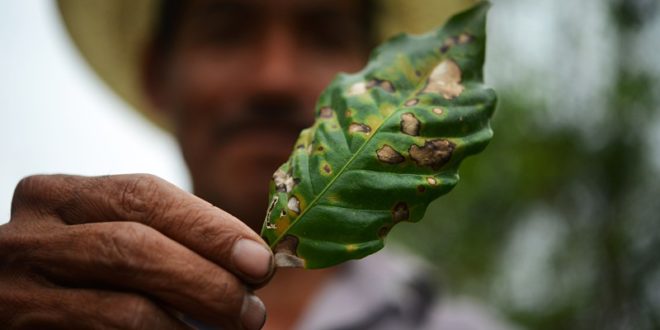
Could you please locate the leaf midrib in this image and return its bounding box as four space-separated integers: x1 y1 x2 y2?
269 59 440 249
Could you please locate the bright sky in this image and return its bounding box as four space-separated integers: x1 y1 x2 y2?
0 1 190 223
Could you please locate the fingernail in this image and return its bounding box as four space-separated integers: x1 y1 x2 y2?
232 239 273 281
241 294 266 330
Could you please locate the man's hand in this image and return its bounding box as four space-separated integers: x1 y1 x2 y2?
0 174 272 330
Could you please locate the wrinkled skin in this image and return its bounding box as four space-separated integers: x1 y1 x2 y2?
0 0 367 329
1 174 269 329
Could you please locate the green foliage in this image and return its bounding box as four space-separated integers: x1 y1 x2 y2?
260 2 496 269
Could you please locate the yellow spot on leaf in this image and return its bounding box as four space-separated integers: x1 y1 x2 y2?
275 216 291 237
379 104 395 117
320 161 332 176
325 193 341 204
365 115 383 130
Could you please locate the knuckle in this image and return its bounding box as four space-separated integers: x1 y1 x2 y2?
11 175 50 213
11 175 82 220
13 175 48 197
118 174 167 221
93 222 156 272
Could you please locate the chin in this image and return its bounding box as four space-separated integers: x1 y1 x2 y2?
195 134 294 230
197 169 272 232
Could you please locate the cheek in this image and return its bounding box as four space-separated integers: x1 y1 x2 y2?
158 59 212 186
164 51 247 159
168 51 231 117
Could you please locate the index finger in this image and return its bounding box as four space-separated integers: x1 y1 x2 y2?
14 174 274 284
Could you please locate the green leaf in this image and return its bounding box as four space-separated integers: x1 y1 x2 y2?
260 2 496 269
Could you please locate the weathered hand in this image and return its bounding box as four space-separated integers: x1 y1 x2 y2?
0 174 272 330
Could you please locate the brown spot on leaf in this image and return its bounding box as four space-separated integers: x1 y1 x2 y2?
409 139 455 170
433 107 444 115
273 169 296 193
319 106 333 118
274 235 305 268
400 112 421 136
376 145 405 164
404 99 419 107
423 60 465 99
378 225 392 238
349 123 372 134
345 109 353 118
287 196 300 214
322 163 332 174
427 177 438 185
458 33 474 44
275 235 297 253
317 145 324 152
379 81 395 93
392 202 409 222
440 37 456 53
417 185 426 193
366 79 396 93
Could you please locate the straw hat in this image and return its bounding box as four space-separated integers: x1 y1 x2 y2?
57 0 477 131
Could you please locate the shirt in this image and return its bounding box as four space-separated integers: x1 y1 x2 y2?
294 246 515 330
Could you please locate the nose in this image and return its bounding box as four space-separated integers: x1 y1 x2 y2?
252 24 303 96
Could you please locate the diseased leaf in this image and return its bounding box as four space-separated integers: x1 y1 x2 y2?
261 2 496 269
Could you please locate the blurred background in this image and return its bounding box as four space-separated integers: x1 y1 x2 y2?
1 0 659 329
393 0 660 329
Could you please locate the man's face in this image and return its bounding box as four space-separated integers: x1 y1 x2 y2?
148 0 369 230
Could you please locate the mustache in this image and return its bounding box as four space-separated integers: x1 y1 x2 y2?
211 101 313 145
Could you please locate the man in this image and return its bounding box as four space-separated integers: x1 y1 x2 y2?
0 0 510 329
